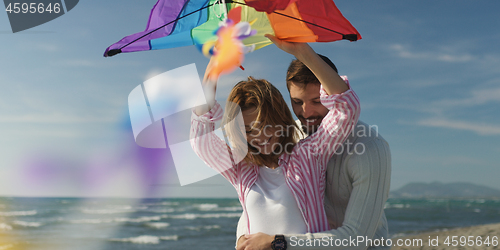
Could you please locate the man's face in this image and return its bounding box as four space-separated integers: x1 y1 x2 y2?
289 82 329 135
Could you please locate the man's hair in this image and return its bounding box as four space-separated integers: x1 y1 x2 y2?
223 77 301 167
286 54 338 90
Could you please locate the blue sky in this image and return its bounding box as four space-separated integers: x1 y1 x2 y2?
0 0 499 198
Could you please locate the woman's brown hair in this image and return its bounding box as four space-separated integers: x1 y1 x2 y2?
222 77 302 167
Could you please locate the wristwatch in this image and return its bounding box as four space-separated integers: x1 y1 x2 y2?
271 235 287 250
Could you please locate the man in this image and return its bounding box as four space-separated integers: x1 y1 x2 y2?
236 36 391 250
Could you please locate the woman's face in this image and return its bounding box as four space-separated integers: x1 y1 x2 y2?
242 107 280 155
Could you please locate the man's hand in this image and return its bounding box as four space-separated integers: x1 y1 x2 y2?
265 34 347 95
265 34 313 62
237 234 248 250
236 232 275 250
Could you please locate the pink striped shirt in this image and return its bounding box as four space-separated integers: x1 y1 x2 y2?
190 76 360 233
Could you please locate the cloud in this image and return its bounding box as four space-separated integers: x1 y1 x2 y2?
405 85 500 116
417 118 500 136
435 87 500 108
389 44 474 63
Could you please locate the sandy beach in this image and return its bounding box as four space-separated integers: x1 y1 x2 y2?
391 223 500 250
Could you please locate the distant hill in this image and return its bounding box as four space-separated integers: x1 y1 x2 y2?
390 182 500 198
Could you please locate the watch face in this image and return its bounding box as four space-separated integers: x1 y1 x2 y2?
273 239 286 250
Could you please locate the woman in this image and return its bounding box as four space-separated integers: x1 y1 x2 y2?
191 38 360 237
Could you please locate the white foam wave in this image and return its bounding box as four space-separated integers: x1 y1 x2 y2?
142 201 179 206
13 220 42 227
194 204 242 212
147 208 175 213
146 222 170 229
161 202 179 206
82 209 136 215
110 235 178 244
111 235 160 244
196 203 218 211
186 225 220 231
0 210 37 217
70 216 161 224
165 212 242 220
108 205 134 210
70 218 114 224
0 223 13 231
115 216 162 223
160 235 178 241
218 206 243 211
385 204 408 209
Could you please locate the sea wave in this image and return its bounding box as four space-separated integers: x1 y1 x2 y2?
13 220 42 228
385 203 410 209
194 204 242 212
0 223 13 231
146 208 175 213
145 222 170 229
70 216 162 224
82 209 136 215
160 202 180 206
70 218 114 224
115 216 162 223
0 210 37 217
196 203 218 211
165 212 242 220
186 225 220 231
217 206 243 211
109 235 178 244
142 201 179 206
160 235 179 241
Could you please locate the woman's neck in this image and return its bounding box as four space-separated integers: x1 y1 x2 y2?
266 162 279 169
263 152 282 169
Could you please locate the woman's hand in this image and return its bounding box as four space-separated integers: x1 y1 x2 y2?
194 57 218 116
236 232 274 250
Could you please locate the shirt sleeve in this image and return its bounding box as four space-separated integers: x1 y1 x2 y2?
190 102 238 184
300 76 361 170
284 136 392 250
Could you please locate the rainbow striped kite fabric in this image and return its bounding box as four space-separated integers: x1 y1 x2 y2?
104 0 361 57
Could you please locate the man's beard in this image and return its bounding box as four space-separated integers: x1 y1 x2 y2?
299 116 323 136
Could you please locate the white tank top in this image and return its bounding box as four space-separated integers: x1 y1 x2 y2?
246 166 307 235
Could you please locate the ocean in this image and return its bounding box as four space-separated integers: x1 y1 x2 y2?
1 197 500 249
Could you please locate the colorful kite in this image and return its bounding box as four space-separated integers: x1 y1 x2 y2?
200 6 257 80
103 0 361 57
